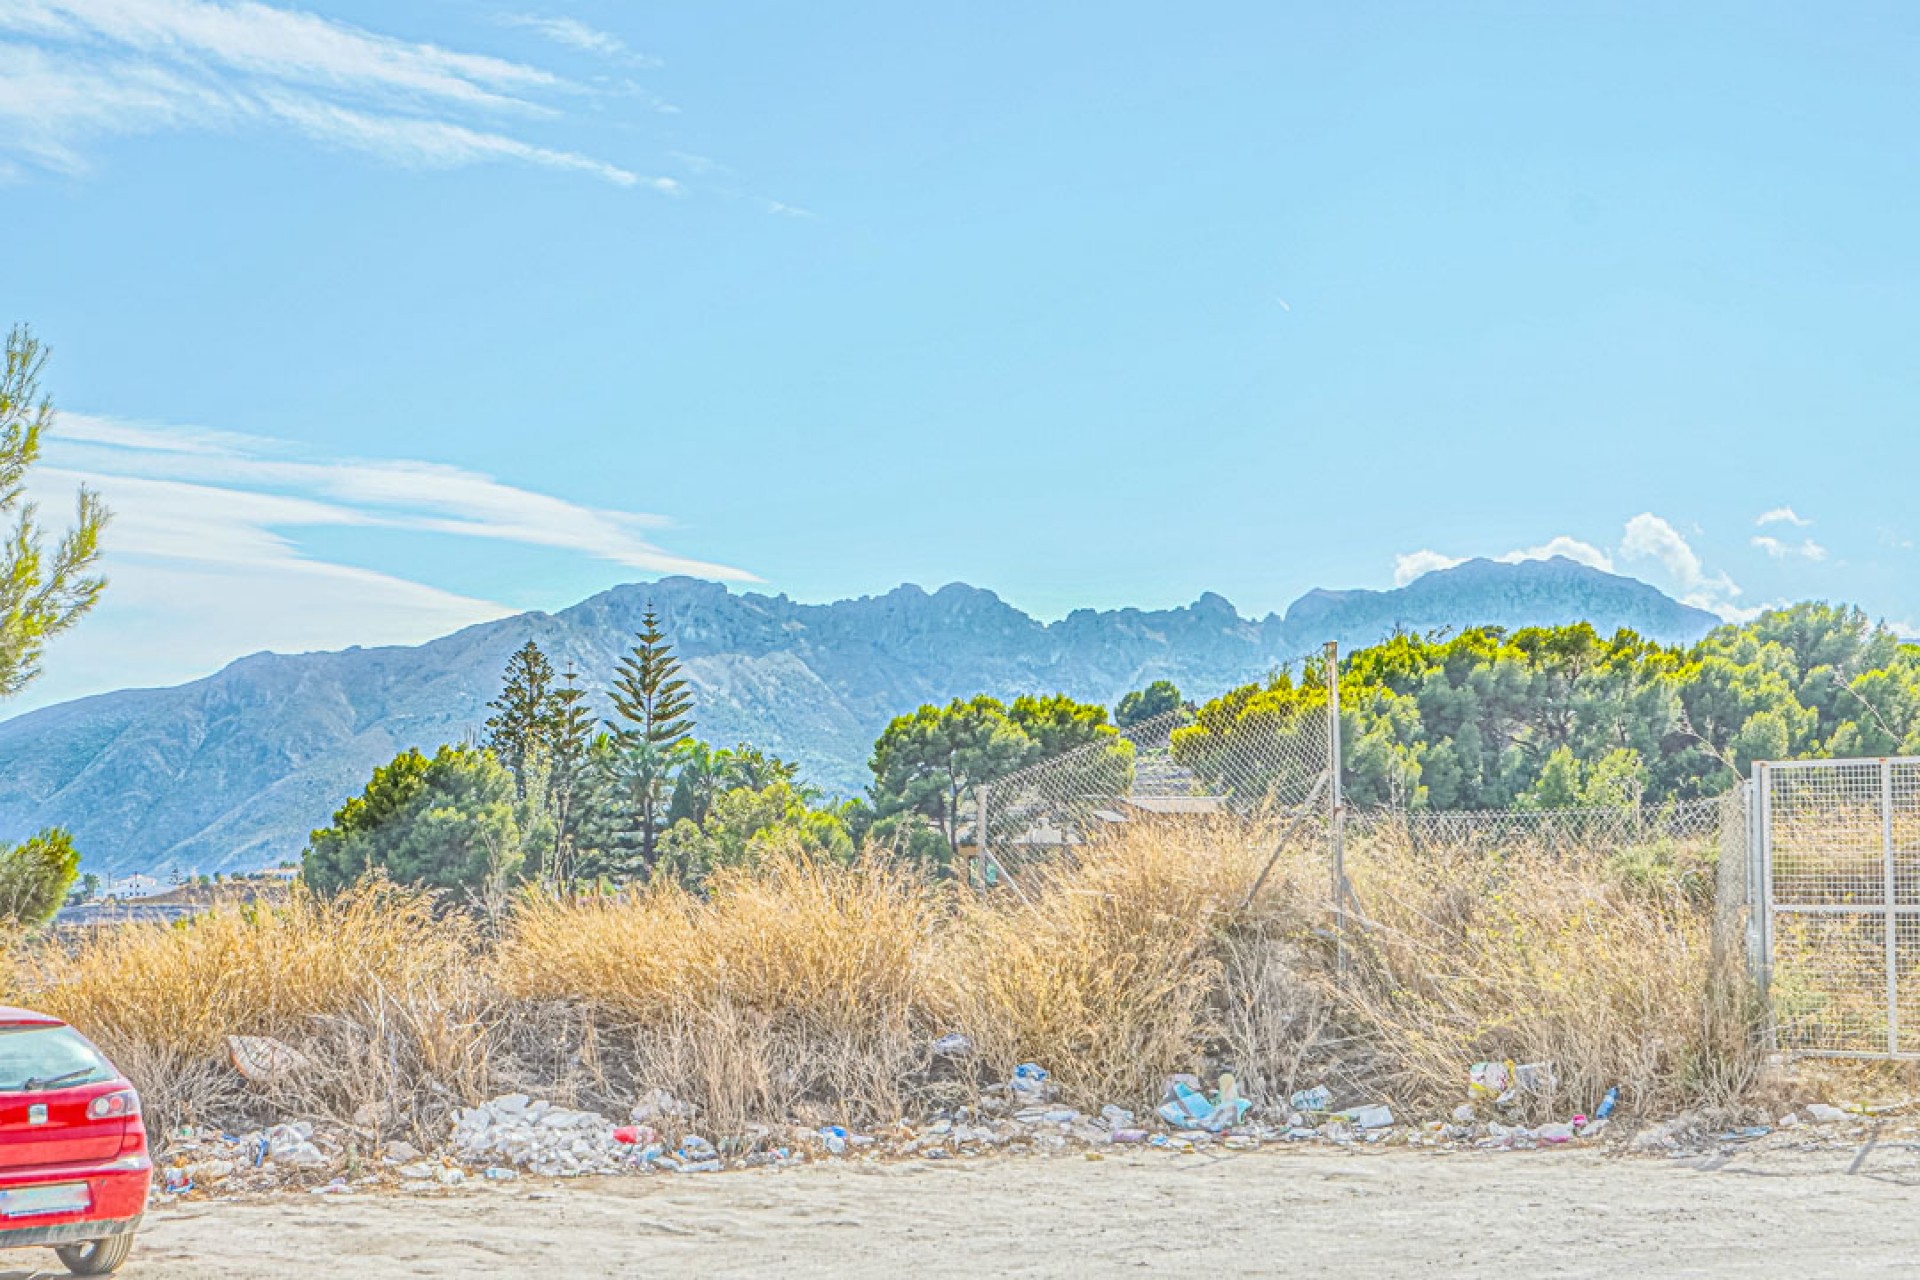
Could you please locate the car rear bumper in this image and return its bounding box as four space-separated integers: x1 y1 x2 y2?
0 1213 141 1248
0 1155 149 1250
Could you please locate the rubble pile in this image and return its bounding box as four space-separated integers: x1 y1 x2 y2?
450 1095 637 1178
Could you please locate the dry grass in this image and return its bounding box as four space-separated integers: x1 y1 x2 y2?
495 855 939 1132
5 880 486 1142
1337 829 1763 1119
0 822 1785 1147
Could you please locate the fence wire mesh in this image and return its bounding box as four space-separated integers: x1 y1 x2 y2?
1758 757 1920 1058
977 697 1330 882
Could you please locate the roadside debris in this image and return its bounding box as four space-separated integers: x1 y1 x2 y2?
227 1036 313 1086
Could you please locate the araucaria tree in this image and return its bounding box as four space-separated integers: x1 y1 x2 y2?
605 607 695 873
0 325 109 697
485 639 557 800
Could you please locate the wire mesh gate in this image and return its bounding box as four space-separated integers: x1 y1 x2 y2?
1753 756 1920 1059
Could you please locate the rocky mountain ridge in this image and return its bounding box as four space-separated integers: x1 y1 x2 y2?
0 558 1719 876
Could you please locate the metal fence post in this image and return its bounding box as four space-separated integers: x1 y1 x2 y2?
1327 640 1346 973
975 784 989 895
1884 759 1899 1057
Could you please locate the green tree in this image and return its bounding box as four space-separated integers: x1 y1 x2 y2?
0 829 79 925
0 326 110 698
304 746 522 899
606 608 695 873
1008 693 1115 762
655 781 854 885
484 639 557 801
542 665 596 884
870 696 1029 863
1115 679 1183 728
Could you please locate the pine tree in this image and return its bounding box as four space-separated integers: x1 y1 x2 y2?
484 640 557 800
605 607 695 872
545 665 596 884
0 325 110 698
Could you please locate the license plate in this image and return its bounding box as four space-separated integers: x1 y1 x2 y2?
0 1183 91 1217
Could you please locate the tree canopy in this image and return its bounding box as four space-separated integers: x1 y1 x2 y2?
1171 605 1920 811
0 830 79 926
304 746 522 897
868 692 1124 860
0 326 109 700
1116 680 1183 727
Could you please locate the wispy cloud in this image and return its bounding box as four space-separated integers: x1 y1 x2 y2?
1751 534 1828 562
499 13 656 66
1756 506 1813 528
0 0 666 185
10 414 754 711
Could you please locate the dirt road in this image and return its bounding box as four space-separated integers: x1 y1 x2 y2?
18 1141 1919 1278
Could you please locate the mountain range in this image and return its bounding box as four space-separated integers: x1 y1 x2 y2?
0 557 1718 878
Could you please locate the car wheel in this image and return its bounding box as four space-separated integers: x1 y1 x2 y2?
55 1234 135 1276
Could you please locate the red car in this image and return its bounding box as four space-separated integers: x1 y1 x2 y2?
0 1009 149 1275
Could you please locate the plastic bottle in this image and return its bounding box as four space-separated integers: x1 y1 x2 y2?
1595 1086 1619 1121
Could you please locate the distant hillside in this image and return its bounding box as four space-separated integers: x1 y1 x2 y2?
0 558 1718 877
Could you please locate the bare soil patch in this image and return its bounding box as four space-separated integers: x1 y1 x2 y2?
29 1141 1918 1279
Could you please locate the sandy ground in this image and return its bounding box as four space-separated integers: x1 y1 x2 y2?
7 1139 1919 1279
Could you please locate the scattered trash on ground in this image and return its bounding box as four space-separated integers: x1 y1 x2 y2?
144 1045 1905 1205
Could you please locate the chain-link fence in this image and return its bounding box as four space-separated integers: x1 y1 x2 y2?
976 694 1331 885
1753 757 1920 1059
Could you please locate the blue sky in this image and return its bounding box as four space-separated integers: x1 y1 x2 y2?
3 0 1916 711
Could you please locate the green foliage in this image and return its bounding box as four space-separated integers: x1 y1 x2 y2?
304 746 522 898
655 781 854 885
868 692 1124 862
605 608 695 871
1115 679 1182 727
0 829 79 925
1175 607 1920 811
485 640 557 800
0 326 110 698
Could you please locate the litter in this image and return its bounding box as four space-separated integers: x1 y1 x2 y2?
1010 1064 1054 1100
1343 1104 1394 1130
452 1095 631 1178
1468 1061 1555 1107
931 1034 975 1059
1805 1103 1848 1124
227 1036 313 1086
1290 1085 1333 1114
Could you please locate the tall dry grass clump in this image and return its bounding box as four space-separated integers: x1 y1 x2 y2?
10 880 484 1139
943 817 1325 1105
0 815 1774 1148
495 853 940 1131
1336 830 1761 1118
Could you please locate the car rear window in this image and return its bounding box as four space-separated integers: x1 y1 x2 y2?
0 1027 112 1091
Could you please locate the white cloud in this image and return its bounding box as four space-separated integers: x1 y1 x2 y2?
500 14 655 65
1756 506 1812 528
1619 512 1745 617
7 414 755 711
0 0 668 185
1497 536 1614 574
1392 549 1465 586
1396 514 1756 621
1392 535 1612 586
1751 534 1828 562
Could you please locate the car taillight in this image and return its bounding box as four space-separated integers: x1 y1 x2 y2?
88 1090 138 1120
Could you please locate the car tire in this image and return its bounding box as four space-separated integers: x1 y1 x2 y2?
55 1234 135 1275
